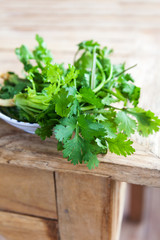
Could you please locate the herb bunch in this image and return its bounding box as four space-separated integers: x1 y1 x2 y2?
0 35 160 169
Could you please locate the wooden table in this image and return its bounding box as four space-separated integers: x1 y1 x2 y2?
0 0 160 239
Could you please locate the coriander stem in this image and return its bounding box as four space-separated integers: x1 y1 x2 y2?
114 64 137 78
103 88 126 102
94 105 126 112
81 103 127 112
81 105 96 111
93 61 113 93
91 47 97 90
92 59 105 93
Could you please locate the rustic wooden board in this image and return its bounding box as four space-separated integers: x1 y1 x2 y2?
55 172 126 240
128 185 145 222
0 0 160 188
0 1 160 239
120 186 160 240
0 164 57 219
0 121 159 187
0 211 58 240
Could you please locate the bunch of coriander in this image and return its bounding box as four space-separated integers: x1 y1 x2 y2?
0 35 160 169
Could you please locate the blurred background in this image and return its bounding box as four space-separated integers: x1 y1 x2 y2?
0 0 160 239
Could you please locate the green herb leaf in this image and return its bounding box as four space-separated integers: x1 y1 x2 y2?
63 135 84 165
54 117 76 143
115 111 137 136
107 133 135 156
127 107 160 136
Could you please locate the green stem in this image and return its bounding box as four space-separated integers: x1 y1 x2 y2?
81 105 96 111
94 105 126 112
93 61 113 93
103 88 126 102
81 102 127 112
114 64 137 78
91 47 97 90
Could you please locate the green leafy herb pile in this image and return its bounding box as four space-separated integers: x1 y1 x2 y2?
0 35 160 169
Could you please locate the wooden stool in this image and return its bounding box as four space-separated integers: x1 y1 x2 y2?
0 120 160 240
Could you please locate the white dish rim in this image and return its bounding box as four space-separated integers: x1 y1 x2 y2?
0 112 39 127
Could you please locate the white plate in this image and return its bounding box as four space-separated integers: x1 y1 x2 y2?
0 112 39 134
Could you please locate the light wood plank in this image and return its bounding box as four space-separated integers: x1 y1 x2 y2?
128 185 145 222
120 186 160 240
110 181 126 240
55 172 125 240
0 211 58 240
0 164 57 219
0 121 159 187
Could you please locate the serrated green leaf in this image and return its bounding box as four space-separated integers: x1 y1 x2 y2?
83 149 99 169
78 115 106 141
63 135 84 165
107 133 135 156
102 121 117 139
95 138 107 149
69 99 80 116
115 111 137 136
78 40 100 52
127 107 160 136
79 87 104 108
54 117 76 143
64 65 79 85
54 89 74 117
95 114 106 122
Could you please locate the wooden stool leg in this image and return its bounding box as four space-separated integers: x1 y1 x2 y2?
55 172 126 240
128 184 145 222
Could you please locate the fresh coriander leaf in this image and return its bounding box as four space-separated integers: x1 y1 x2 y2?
78 115 106 141
79 87 104 108
95 138 107 150
33 34 53 65
36 103 58 140
117 75 140 107
64 65 79 85
102 94 118 105
95 114 106 122
121 82 140 107
115 111 137 136
83 148 99 169
15 45 33 70
102 121 117 139
107 133 135 156
69 99 80 116
57 141 64 151
45 63 63 84
66 86 77 96
35 120 54 140
78 40 100 52
124 73 134 82
113 63 125 76
53 89 74 117
54 117 76 143
63 135 84 165
127 107 160 136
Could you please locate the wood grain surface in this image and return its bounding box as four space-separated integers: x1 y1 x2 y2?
0 211 58 240
0 120 159 187
120 185 160 240
55 172 126 240
0 1 160 239
0 1 160 183
0 164 57 219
